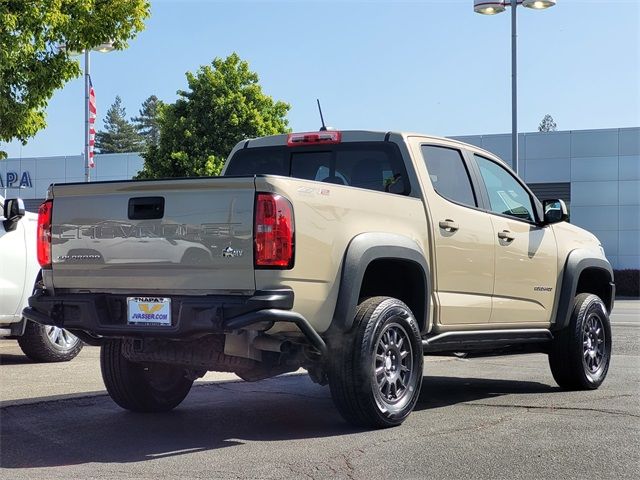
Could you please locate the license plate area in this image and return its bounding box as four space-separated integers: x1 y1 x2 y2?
127 297 172 326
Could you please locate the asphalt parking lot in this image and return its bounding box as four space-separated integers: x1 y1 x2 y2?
1 301 638 480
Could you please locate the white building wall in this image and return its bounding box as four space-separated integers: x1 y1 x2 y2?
453 128 640 270
0 153 143 200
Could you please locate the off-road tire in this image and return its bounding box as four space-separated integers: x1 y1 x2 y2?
17 321 83 362
328 296 423 428
549 293 612 390
101 339 194 412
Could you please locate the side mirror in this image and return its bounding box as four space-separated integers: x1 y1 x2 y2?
543 199 568 225
2 198 26 232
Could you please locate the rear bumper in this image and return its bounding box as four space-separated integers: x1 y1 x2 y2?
23 289 306 339
24 289 292 337
23 289 326 355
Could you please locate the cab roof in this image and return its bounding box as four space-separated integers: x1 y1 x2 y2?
235 130 509 171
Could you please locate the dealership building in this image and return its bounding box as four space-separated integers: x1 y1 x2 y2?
2 127 638 269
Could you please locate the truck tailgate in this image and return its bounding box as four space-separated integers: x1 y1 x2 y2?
49 177 256 294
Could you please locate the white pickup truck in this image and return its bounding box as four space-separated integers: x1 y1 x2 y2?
0 195 83 362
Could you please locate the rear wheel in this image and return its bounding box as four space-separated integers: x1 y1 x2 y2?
549 293 612 390
100 339 193 412
328 296 423 428
17 321 83 362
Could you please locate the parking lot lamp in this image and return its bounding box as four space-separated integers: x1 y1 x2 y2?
83 43 115 182
473 0 556 175
58 42 115 182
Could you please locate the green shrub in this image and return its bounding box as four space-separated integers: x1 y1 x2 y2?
614 269 640 297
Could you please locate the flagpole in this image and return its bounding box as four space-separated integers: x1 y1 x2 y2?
84 49 90 183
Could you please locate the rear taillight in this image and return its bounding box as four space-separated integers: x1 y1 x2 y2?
37 200 53 268
287 131 341 147
254 193 294 268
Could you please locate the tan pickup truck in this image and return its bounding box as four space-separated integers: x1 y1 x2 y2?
25 130 614 428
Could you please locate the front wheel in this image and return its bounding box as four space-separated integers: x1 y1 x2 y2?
549 293 612 390
329 296 423 428
100 340 194 412
17 321 83 362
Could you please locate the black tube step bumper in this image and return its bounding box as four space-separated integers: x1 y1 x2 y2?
23 289 327 355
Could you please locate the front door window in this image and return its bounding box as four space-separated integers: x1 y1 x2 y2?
474 155 536 223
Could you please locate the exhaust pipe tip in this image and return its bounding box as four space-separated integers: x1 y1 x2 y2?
252 335 292 353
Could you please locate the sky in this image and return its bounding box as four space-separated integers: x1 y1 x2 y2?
3 0 639 158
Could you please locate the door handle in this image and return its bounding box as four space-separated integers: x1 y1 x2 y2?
497 230 515 242
439 219 459 232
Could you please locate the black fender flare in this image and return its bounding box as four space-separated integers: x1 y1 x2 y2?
328 232 431 335
553 249 615 331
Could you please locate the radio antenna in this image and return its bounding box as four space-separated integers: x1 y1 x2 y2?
317 99 328 131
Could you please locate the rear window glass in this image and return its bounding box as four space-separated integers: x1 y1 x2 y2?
225 142 410 195
225 147 289 176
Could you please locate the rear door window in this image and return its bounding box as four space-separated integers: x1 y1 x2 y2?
421 145 477 207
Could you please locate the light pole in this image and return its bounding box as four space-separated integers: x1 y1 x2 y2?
474 0 556 176
59 42 115 182
83 42 115 182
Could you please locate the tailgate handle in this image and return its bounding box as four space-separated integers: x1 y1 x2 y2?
128 197 165 220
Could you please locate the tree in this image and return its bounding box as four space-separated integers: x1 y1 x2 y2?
137 53 290 179
95 96 144 153
538 114 557 132
0 0 150 158
132 95 163 148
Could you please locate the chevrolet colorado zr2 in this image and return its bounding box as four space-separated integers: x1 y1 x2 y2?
24 130 614 428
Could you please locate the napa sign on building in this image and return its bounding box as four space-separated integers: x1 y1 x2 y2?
2 128 639 269
0 170 33 190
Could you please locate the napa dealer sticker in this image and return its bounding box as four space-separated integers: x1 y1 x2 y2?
127 297 171 326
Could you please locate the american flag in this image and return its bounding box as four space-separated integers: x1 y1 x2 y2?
88 76 97 168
